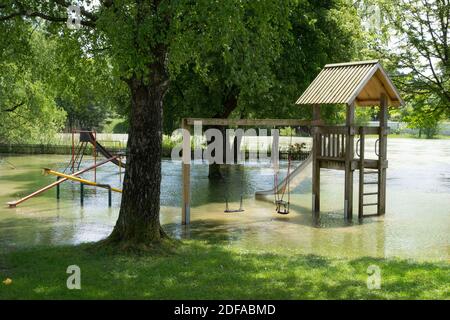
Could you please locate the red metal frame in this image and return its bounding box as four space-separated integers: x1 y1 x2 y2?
71 130 97 181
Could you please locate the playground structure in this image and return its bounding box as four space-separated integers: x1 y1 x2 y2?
66 130 126 177
181 60 404 224
180 118 319 224
7 130 125 208
296 60 404 219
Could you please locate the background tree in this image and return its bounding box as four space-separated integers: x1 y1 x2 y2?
383 0 448 113
378 0 449 131
352 0 449 137
165 0 364 177
403 92 443 138
0 26 66 143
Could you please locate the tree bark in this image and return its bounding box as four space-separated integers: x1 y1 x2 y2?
207 126 226 179
105 0 170 248
107 67 168 246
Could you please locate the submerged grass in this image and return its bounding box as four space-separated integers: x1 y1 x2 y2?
0 241 448 300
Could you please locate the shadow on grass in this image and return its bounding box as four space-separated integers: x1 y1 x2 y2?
0 241 448 300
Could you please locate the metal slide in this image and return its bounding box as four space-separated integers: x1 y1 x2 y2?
255 153 313 198
87 132 126 167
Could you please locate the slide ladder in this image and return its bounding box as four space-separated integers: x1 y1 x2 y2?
87 132 126 168
65 141 88 173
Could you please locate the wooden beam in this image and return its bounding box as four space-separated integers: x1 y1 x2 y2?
319 160 346 170
352 159 388 170
344 103 355 220
314 126 350 134
312 105 321 122
358 127 365 219
181 119 191 225
356 99 402 107
185 118 319 127
378 94 388 215
317 156 345 162
312 104 321 218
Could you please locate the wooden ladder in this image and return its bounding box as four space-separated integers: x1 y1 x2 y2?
357 128 380 218
359 169 380 218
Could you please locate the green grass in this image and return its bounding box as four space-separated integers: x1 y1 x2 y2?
0 241 448 300
102 118 128 134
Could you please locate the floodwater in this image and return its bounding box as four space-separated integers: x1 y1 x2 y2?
0 138 449 262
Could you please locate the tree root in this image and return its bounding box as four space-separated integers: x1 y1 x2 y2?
94 226 178 255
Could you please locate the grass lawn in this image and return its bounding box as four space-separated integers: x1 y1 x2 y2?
1 240 448 300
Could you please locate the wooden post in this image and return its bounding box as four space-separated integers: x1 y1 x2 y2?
312 105 321 218
378 94 388 215
181 119 191 225
344 103 355 220
358 127 365 219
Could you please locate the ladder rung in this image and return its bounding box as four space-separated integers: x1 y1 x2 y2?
364 182 378 185
363 203 378 207
363 192 378 196
362 213 380 218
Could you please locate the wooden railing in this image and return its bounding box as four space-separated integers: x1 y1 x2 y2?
315 126 386 161
315 126 349 160
319 133 346 159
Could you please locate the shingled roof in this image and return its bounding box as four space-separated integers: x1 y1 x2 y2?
296 60 404 107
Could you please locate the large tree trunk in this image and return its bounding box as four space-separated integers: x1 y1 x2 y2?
104 0 170 248
107 70 168 247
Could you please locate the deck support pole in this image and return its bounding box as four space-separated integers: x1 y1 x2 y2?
107 186 112 207
344 103 355 220
56 177 61 200
378 94 388 215
312 104 321 219
358 127 365 219
80 183 84 206
181 118 191 225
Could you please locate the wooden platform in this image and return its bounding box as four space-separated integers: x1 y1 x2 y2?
317 158 388 171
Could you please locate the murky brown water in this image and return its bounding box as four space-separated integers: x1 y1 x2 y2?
0 138 449 261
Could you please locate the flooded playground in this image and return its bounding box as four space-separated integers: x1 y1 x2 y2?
0 138 449 262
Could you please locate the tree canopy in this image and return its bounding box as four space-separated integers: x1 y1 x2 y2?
0 25 66 143
164 0 364 132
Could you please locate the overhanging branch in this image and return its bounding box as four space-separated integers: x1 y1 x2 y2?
2 101 25 112
0 1 97 28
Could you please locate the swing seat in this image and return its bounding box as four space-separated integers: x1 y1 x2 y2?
275 200 290 215
224 196 245 213
224 208 245 213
